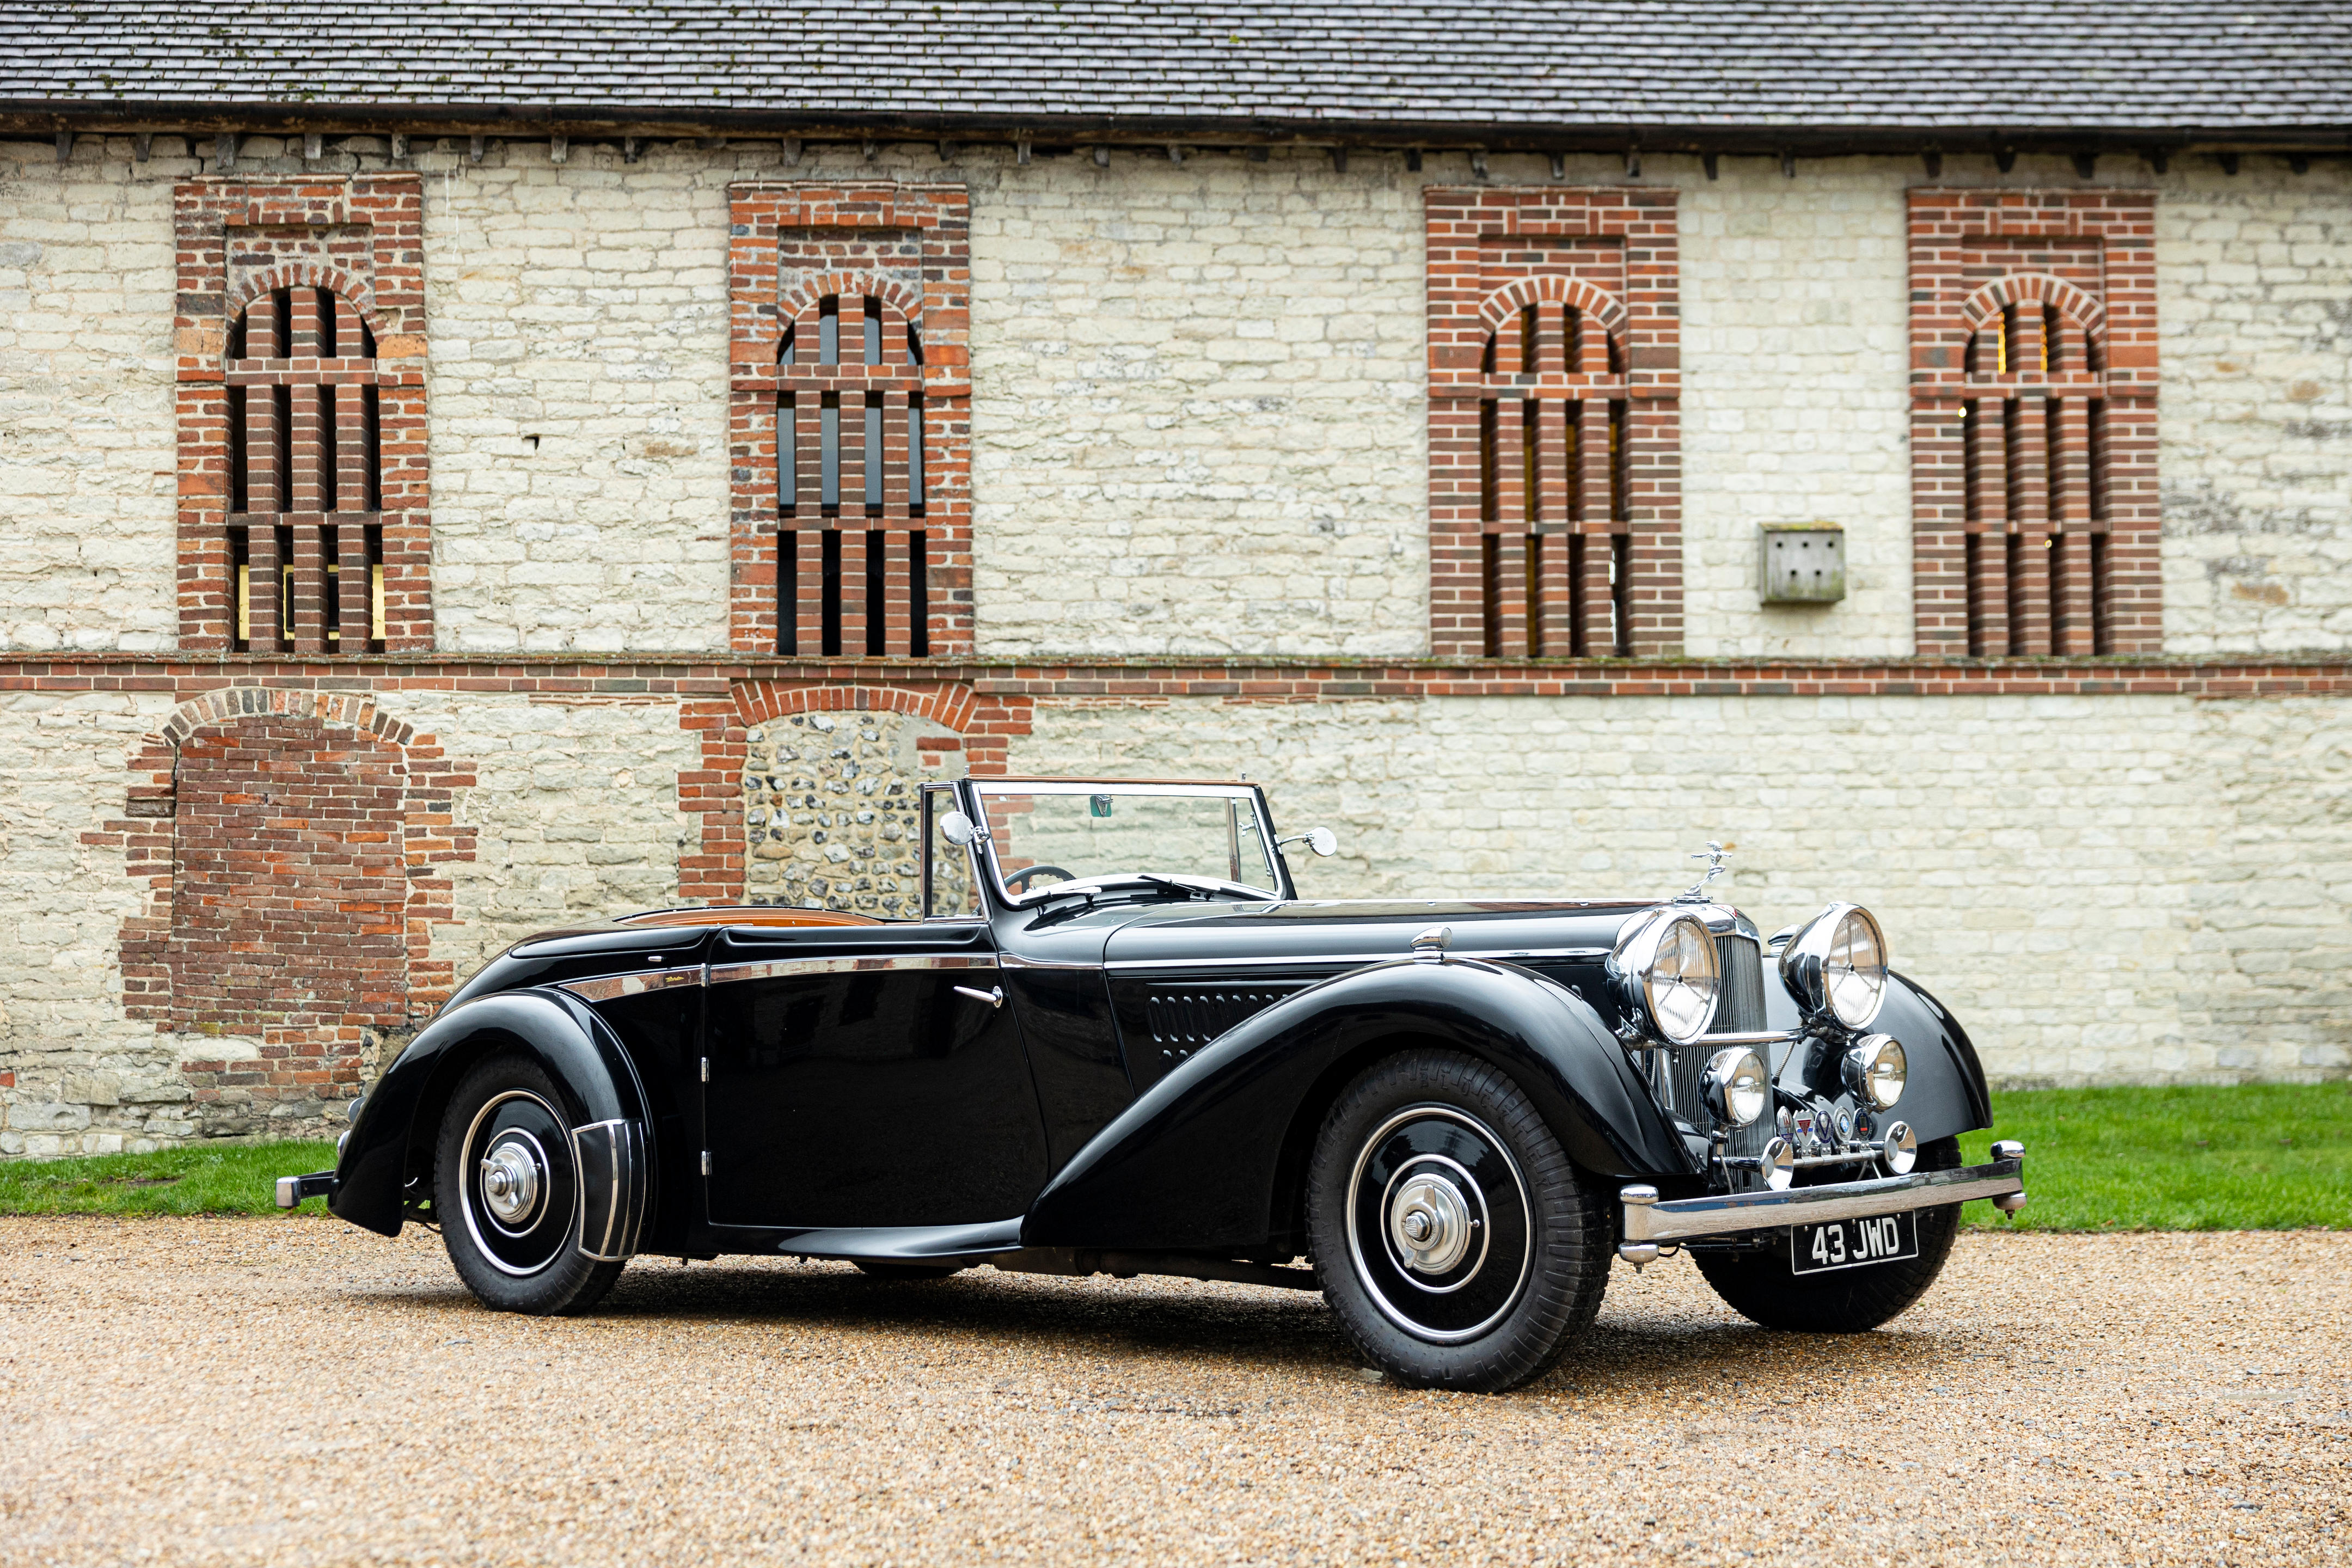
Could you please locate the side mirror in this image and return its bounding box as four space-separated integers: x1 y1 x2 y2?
940 811 977 847
1280 826 1338 857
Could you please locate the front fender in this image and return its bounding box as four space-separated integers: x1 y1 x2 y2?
329 989 652 1242
1019 957 1690 1253
1873 971 1993 1143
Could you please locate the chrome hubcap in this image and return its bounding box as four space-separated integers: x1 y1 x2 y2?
1344 1106 1533 1345
1388 1171 1473 1275
480 1138 544 1227
458 1090 574 1277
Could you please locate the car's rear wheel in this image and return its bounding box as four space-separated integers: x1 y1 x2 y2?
436 1052 625 1315
1693 1135 1963 1332
1306 1049 1611 1393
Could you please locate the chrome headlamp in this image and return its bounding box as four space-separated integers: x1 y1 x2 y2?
1610 908 1722 1045
1779 902 1890 1030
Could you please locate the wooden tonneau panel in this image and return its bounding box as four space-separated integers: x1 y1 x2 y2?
616 906 884 930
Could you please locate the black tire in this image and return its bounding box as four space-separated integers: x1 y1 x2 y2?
435 1052 626 1316
853 1261 965 1281
1694 1135 1963 1333
1306 1049 1612 1394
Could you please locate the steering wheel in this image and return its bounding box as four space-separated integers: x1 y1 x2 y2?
1004 864 1077 893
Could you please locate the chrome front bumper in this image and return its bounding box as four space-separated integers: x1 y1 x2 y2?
1618 1147 2025 1263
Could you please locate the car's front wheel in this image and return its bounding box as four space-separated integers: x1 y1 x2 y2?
435 1052 625 1315
1306 1049 1612 1393
1693 1135 1964 1333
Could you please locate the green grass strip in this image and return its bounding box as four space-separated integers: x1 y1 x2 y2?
0 1140 339 1216
1962 1083 2352 1231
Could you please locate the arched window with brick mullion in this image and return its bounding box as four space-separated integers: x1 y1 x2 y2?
776 284 930 657
727 183 973 660
1906 188 2161 658
1955 284 2112 657
1425 187 1683 661
225 282 388 654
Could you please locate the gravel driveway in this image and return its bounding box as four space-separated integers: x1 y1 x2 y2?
2 1219 2345 1566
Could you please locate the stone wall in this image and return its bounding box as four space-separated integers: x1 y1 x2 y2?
1015 689 2352 1088
2159 164 2352 653
5 677 2343 1154
0 137 182 651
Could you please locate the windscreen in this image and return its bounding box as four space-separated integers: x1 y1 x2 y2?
972 787 1278 901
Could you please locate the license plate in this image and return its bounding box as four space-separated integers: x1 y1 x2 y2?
1791 1211 1918 1275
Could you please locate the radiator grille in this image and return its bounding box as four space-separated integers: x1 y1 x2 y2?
1661 932 1774 1168
1709 933 1767 1036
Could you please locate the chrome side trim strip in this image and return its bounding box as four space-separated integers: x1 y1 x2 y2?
1104 951 1565 972
706 952 1000 987
556 967 705 1003
1621 1157 2025 1244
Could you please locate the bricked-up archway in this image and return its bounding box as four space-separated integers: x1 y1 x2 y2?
677 680 1028 905
114 689 477 1135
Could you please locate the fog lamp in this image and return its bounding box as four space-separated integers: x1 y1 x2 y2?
1702 1047 1771 1128
1842 1034 1907 1110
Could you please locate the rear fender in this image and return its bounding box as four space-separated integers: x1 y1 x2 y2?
329 989 652 1256
1019 957 1693 1254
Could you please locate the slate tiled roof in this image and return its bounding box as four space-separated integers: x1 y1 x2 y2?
4 2 2349 137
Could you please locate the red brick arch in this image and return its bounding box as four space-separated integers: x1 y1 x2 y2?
1477 274 1629 339
224 265 388 337
1958 272 2109 340
776 272 927 330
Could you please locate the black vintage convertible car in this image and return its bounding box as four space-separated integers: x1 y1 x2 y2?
283 776 2025 1393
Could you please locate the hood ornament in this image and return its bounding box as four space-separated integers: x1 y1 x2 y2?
1675 841 1732 903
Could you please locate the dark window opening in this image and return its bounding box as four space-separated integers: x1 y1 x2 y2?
1478 401 1498 522
778 529 799 656
364 523 385 653
1964 532 1987 657
780 395 798 513
228 386 249 513
1609 532 1632 656
908 395 926 514
863 397 884 513
905 322 924 365
778 322 797 366
819 529 843 656
865 529 887 654
909 531 930 657
1480 534 1502 657
231 529 252 652
323 524 342 646
1519 305 1539 377
819 393 840 513
862 297 883 366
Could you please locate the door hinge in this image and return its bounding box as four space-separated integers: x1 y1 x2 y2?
700 1056 710 1083
700 1150 712 1177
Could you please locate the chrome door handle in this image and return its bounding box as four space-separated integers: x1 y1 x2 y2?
954 985 1004 1009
